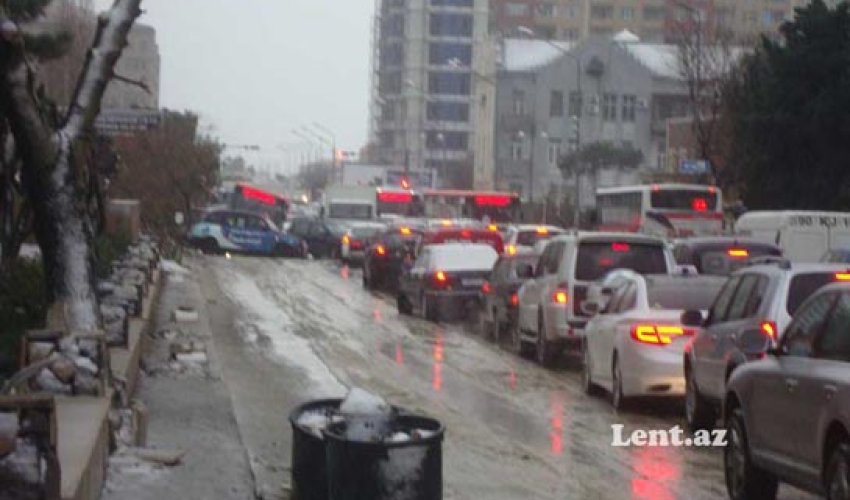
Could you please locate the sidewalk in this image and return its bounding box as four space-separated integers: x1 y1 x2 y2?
101 261 255 500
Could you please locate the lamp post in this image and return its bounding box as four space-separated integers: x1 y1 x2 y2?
518 26 584 228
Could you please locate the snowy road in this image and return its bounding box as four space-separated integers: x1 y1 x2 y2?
194 254 815 500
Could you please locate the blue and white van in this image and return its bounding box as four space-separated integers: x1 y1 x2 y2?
189 209 306 257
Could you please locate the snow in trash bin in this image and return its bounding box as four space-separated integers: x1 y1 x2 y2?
296 410 344 438
387 432 410 443
339 387 391 416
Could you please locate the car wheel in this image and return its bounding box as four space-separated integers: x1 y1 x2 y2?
397 294 413 315
725 407 778 500
422 294 439 322
826 441 850 500
536 311 558 368
611 355 629 411
200 238 220 255
582 340 603 397
274 243 295 258
686 364 715 432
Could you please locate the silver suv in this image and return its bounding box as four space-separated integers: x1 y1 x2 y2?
515 232 675 367
724 282 850 499
683 261 850 431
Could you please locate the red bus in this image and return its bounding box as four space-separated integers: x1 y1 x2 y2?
420 190 521 223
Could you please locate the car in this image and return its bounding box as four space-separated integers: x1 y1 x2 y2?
415 226 505 256
671 237 782 276
682 261 850 432
515 232 676 367
503 224 565 256
188 209 306 257
287 217 348 258
582 272 726 409
340 222 386 266
397 243 499 322
723 282 850 500
362 225 423 291
478 252 539 341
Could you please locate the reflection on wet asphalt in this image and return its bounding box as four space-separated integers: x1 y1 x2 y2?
212 256 818 500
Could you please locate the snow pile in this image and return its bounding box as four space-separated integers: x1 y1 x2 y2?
296 409 345 439
339 388 394 442
339 388 391 416
161 260 190 276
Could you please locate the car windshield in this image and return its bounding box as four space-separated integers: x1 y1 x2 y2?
650 190 718 211
576 242 668 281
697 246 781 275
646 280 726 310
787 272 837 314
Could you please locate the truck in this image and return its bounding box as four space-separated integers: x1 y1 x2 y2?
322 186 377 221
734 210 850 262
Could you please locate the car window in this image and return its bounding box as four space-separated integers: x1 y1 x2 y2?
248 216 268 231
535 244 553 278
308 223 327 237
782 292 837 357
745 276 769 317
646 280 726 311
575 241 668 281
787 272 836 315
726 275 759 321
707 276 741 324
673 244 691 265
815 292 850 362
546 242 565 274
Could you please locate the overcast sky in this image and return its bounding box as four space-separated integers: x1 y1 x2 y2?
96 0 373 173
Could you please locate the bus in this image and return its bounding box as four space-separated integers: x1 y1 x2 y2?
375 187 424 218
420 190 521 223
595 183 723 237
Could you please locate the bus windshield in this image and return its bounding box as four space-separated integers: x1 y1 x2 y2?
650 190 718 211
329 203 373 220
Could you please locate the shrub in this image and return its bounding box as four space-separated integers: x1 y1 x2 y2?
0 258 47 383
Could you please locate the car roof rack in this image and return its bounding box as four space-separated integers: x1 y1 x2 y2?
746 255 791 269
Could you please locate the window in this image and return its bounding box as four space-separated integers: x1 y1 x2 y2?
621 94 637 122
426 131 468 150
549 90 564 117
427 101 469 122
512 89 526 114
816 293 850 361
428 72 471 95
622 6 634 20
431 0 473 6
568 91 583 117
535 243 555 277
575 242 668 281
564 6 577 19
505 2 530 16
782 292 836 357
379 72 402 94
643 6 665 20
429 13 473 37
708 276 740 324
726 275 760 321
537 2 555 17
547 139 562 166
546 242 565 274
650 189 718 211
602 93 618 121
590 5 613 19
787 273 837 315
428 42 472 66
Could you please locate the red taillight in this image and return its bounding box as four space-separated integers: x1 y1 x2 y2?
433 270 450 288
760 321 777 339
631 325 692 345
611 242 630 253
727 248 749 258
481 281 492 295
692 198 708 212
510 293 519 307
351 240 363 250
461 229 472 238
376 245 387 256
553 290 569 304
836 272 850 281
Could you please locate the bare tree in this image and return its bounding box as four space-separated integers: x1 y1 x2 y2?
0 0 143 334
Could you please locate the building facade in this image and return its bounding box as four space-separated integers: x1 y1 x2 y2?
102 23 160 110
489 0 813 43
486 34 694 207
368 0 489 188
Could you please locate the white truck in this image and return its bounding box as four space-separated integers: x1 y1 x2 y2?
735 210 850 262
322 186 377 221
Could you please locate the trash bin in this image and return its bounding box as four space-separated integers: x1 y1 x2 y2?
289 398 342 500
324 414 444 500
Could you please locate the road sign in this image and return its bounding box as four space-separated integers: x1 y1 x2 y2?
679 159 710 175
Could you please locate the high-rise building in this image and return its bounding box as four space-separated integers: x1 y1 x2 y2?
489 0 813 43
102 23 161 110
368 0 489 188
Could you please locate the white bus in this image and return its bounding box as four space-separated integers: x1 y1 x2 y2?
596 183 723 237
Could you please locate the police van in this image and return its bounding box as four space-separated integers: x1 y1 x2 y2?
735 210 850 262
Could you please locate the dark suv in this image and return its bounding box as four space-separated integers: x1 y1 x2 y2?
478 252 538 341
362 225 423 291
287 217 348 258
682 262 850 431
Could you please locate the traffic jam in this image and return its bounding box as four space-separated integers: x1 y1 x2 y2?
192 181 850 500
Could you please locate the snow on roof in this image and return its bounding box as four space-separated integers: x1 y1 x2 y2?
620 43 681 79
502 39 574 72
613 29 640 43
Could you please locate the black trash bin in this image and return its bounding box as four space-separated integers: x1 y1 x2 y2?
289 398 342 500
324 414 444 500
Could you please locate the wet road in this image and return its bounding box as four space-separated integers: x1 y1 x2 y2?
196 255 816 500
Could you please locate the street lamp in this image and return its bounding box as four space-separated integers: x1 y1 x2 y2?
518 25 584 228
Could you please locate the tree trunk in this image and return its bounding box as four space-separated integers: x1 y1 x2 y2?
0 0 143 333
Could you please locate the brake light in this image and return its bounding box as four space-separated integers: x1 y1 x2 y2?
488 224 499 232
400 227 412 235
536 226 549 235
692 198 708 212
631 325 692 345
553 290 569 304
728 248 749 258
461 229 472 238
342 235 351 245
835 272 850 281
481 281 492 295
611 242 630 252
760 321 777 339
506 244 517 256
510 293 519 307
433 270 450 288
376 245 387 256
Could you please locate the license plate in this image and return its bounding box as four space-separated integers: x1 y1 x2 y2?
463 279 484 287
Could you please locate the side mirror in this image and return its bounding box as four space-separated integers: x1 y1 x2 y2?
581 300 600 316
681 310 704 327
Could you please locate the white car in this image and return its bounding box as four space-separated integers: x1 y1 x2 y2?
503 224 565 256
582 272 726 409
